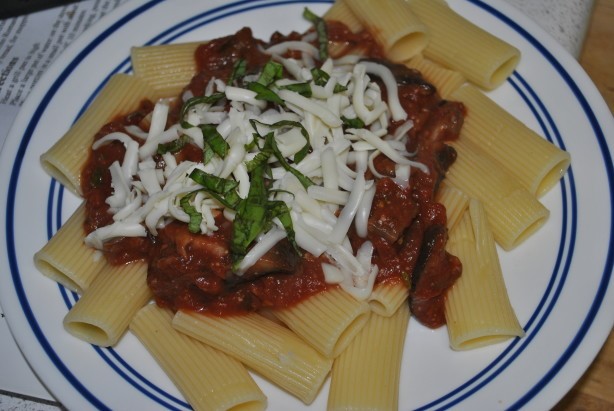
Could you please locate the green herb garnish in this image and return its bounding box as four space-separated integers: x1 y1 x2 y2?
157 134 190 155
180 93 225 128
341 115 365 129
228 58 247 85
303 7 328 61
180 192 203 233
279 82 312 97
200 124 229 158
247 82 284 105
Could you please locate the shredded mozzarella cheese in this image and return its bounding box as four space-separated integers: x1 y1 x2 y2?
88 45 434 300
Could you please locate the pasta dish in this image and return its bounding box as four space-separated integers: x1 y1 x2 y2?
33 1 571 409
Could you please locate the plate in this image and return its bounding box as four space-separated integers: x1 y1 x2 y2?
1 0 613 409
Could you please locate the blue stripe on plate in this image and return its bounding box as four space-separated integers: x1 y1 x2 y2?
4 0 609 409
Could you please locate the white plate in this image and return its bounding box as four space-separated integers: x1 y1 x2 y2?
1 0 613 409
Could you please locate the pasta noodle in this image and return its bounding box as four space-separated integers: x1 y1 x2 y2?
343 0 428 61
40 74 155 197
131 41 202 98
130 304 267 411
63 261 151 347
445 199 524 350
407 0 520 89
367 282 409 317
328 304 410 410
406 54 466 99
323 0 363 33
436 182 470 232
272 287 370 358
450 84 571 197
446 138 550 250
33 203 105 293
172 311 333 404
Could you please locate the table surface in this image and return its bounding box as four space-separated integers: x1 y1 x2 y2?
0 0 612 409
553 0 614 407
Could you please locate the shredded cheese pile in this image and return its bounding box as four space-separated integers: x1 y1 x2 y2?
85 38 428 300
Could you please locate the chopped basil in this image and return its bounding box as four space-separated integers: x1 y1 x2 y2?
267 132 314 189
341 115 366 129
180 192 203 233
228 58 247 85
303 8 328 61
256 60 284 86
188 169 241 209
267 200 300 254
279 82 312 97
231 164 269 268
311 68 330 86
247 82 284 105
200 124 229 158
230 164 300 270
311 68 347 93
179 93 225 128
249 119 311 164
333 83 349 93
202 143 215 165
157 134 190 155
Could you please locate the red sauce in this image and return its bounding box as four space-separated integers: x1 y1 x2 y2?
81 23 463 326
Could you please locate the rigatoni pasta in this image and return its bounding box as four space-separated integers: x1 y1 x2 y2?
323 0 363 33
328 304 410 410
272 286 370 358
445 200 524 350
407 0 520 89
446 138 550 250
130 304 267 411
367 282 409 317
406 54 466 99
40 74 155 197
436 182 470 232
450 84 571 197
63 261 151 347
172 311 333 404
33 203 105 293
131 41 202 98
343 0 428 61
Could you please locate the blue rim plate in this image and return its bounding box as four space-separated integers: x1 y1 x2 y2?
1 0 613 409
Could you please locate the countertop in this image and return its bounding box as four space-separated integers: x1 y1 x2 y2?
0 0 612 409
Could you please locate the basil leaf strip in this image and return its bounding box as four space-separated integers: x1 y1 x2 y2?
247 82 284 105
157 134 190 155
250 119 311 164
279 82 312 97
266 132 314 188
228 58 247 85
200 124 229 158
230 167 301 269
311 68 330 86
268 200 300 254
303 8 328 61
180 192 203 233
257 60 284 86
188 169 241 209
180 93 225 128
231 164 269 268
341 115 366 129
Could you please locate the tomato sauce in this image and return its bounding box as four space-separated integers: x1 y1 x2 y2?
80 23 463 327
